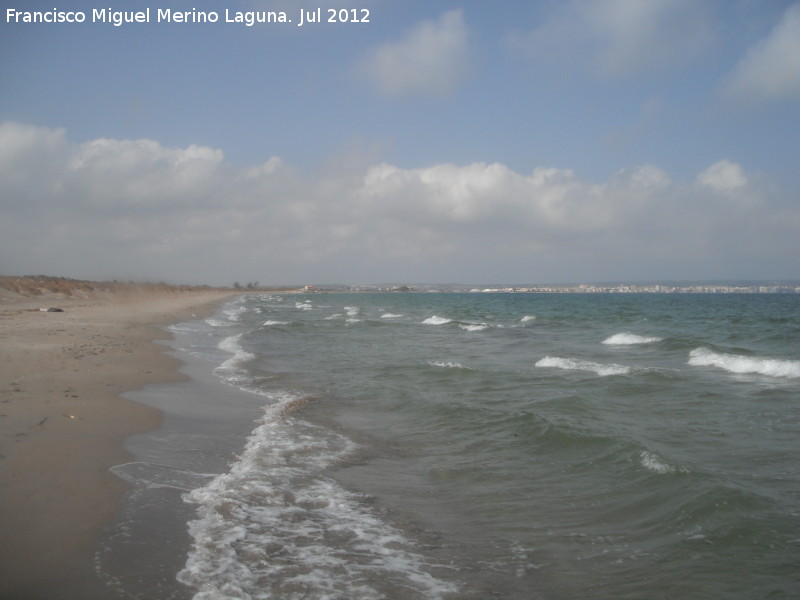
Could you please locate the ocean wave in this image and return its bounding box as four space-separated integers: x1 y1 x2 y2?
520 315 536 323
639 451 686 475
380 312 403 319
422 315 452 325
535 356 632 376
216 334 256 371
203 318 228 328
223 304 248 322
168 321 208 334
262 320 289 326
178 392 458 599
603 332 663 345
111 461 215 492
429 360 470 369
459 323 489 332
295 301 313 310
688 348 800 379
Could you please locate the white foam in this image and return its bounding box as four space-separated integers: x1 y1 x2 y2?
223 304 248 322
216 334 256 371
520 315 536 323
111 462 215 491
535 356 632 376
688 348 800 379
295 301 313 310
602 332 663 345
639 451 682 475
429 360 470 369
344 306 360 318
204 318 228 328
459 323 489 332
178 392 459 599
381 312 403 319
422 316 452 325
262 320 289 326
168 322 207 334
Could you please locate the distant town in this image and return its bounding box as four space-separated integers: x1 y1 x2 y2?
307 282 800 294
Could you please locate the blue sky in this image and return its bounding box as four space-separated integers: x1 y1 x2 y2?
1 0 799 285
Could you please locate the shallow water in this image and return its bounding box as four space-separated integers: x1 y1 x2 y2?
102 292 800 599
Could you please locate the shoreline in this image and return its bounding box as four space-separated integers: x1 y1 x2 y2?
0 287 237 599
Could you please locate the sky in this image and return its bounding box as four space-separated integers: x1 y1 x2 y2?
1 0 799 286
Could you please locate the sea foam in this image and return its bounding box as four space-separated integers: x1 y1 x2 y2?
216 334 256 371
535 356 632 376
459 323 489 332
603 332 663 345
177 392 458 599
422 315 452 325
429 360 470 369
639 451 686 475
688 348 800 379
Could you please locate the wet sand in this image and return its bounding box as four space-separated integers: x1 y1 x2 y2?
0 286 237 599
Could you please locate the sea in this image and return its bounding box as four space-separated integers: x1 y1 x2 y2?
97 291 800 599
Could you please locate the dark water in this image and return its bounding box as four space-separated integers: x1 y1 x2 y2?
102 293 800 599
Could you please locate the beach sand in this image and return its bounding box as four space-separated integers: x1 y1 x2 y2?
0 285 237 599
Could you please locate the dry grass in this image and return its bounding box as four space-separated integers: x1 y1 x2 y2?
0 275 225 297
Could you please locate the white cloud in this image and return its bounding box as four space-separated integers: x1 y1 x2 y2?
724 3 800 105
0 122 796 284
66 138 227 210
358 9 471 97
508 0 714 79
696 160 748 193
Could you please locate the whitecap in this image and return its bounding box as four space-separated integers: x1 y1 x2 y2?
422 316 452 325
459 323 489 332
535 356 631 376
381 313 403 319
603 332 663 345
429 360 470 369
216 334 256 371
520 315 536 323
639 451 683 474
688 348 800 379
262 320 289 326
223 305 247 322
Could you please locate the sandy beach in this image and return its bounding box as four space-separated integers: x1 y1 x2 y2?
0 282 237 599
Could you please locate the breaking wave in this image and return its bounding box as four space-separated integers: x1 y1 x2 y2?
177 392 459 599
688 348 800 379
535 356 632 376
459 323 489 332
217 334 255 371
429 360 470 369
422 316 452 325
603 332 663 345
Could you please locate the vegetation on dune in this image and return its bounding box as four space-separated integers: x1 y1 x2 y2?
0 275 221 297
0 275 296 297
